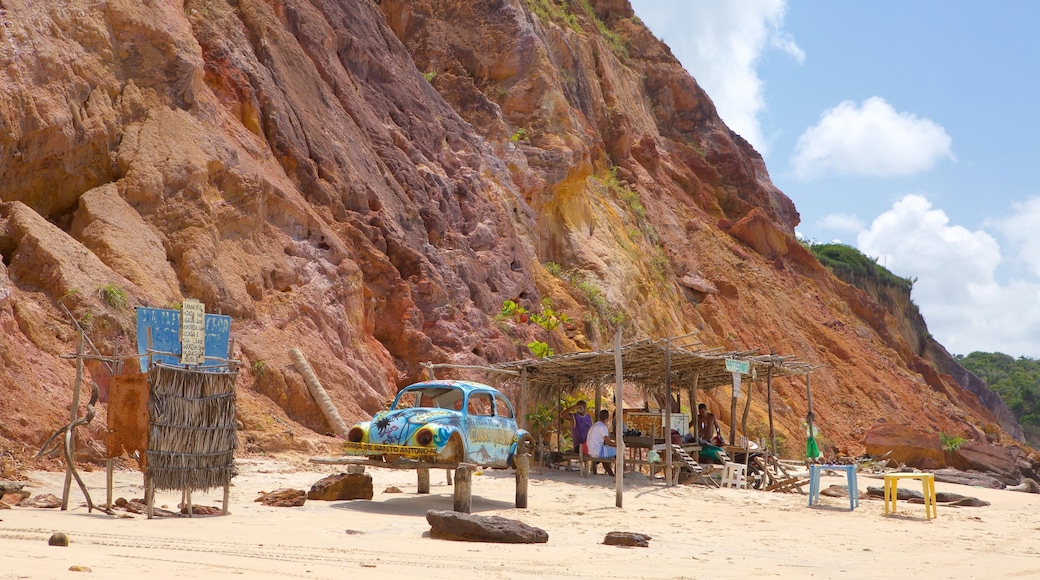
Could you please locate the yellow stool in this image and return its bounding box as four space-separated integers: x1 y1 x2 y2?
883 472 937 519
720 462 748 489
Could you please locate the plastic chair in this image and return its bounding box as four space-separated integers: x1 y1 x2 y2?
720 462 747 489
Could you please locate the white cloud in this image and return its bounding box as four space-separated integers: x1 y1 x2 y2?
991 198 1040 278
791 97 954 179
629 0 801 155
816 213 864 233
855 195 1040 357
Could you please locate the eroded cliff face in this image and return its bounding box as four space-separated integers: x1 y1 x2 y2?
0 0 1020 470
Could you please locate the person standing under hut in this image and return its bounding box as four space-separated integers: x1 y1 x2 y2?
585 409 617 476
562 400 593 454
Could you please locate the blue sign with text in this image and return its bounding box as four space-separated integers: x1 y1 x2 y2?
136 307 232 371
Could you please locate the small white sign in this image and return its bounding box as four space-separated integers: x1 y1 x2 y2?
180 299 206 365
725 358 750 374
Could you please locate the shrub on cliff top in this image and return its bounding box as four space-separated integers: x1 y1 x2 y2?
807 242 914 292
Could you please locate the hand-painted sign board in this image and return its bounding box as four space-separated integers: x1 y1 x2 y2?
136 306 231 371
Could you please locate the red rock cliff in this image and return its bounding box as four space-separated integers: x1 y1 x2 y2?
0 0 1020 468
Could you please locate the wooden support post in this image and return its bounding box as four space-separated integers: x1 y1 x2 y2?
222 483 230 515
185 488 193 518
664 338 673 487
515 443 530 509
417 467 431 494
61 331 85 511
106 458 114 509
729 380 738 447
741 378 753 442
613 328 624 508
519 366 527 434
454 464 473 513
766 365 776 456
691 374 699 440
146 475 155 519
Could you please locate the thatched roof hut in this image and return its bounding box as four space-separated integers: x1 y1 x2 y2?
490 337 814 407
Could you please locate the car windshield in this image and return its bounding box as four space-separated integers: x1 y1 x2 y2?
393 386 464 410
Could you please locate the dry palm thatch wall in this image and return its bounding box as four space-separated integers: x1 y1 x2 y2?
147 364 238 491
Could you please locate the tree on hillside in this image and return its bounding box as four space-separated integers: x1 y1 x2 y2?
956 351 1040 445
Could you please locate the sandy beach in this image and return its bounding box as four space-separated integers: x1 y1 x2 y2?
2 456 1038 580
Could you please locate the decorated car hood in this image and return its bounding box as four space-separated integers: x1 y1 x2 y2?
366 408 460 447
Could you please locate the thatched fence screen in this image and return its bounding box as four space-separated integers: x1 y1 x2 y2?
147 364 238 492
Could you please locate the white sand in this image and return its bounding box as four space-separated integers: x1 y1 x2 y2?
2 457 1038 579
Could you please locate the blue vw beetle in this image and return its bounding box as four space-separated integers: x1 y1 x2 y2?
344 380 530 468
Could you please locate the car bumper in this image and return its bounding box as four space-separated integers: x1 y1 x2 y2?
343 442 437 458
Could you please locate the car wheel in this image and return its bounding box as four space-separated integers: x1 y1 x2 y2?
436 432 465 464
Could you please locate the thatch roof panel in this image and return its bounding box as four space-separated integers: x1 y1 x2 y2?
490 339 813 405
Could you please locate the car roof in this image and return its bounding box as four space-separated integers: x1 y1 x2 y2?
403 380 503 396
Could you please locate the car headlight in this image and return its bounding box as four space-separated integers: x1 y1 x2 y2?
415 428 434 446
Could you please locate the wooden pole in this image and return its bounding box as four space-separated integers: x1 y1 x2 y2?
729 375 738 447
805 371 815 456
61 331 84 510
691 374 699 440
556 386 563 454
145 327 154 519
767 365 776 455
664 338 673 487
454 464 473 513
741 377 753 443
594 380 602 423
417 467 431 494
613 328 624 508
515 441 530 508
146 476 155 519
519 366 527 430
106 458 114 509
805 372 814 415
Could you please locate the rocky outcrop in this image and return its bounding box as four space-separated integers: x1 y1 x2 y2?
865 423 945 468
0 0 1024 472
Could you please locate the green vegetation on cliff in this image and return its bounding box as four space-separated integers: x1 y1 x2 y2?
807 242 915 292
956 351 1040 440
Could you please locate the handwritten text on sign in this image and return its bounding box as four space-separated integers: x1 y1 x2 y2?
136 306 231 371
180 299 206 365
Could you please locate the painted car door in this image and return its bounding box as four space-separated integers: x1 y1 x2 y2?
464 391 510 466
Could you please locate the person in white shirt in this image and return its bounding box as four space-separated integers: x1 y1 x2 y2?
585 409 617 475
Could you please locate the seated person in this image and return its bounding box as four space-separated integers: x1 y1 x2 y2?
585 409 617 476
697 403 724 446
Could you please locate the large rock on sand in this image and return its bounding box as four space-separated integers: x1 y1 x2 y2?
426 510 548 543
307 473 373 501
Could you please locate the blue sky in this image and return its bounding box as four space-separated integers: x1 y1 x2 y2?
629 0 1040 357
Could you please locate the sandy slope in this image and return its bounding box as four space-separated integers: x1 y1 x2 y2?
1 457 1037 580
